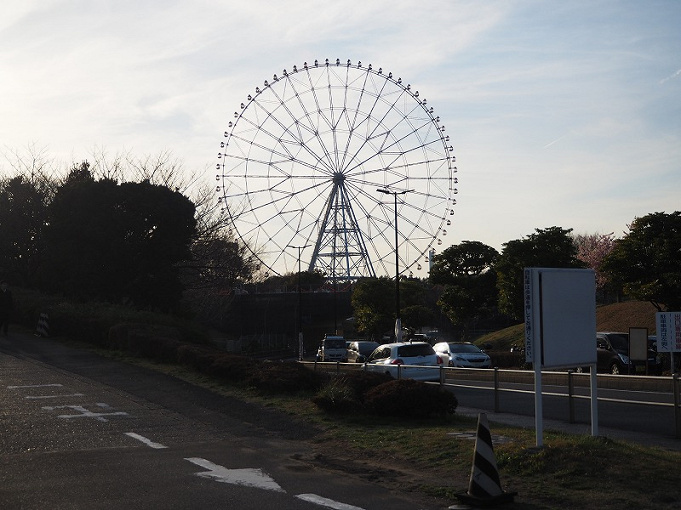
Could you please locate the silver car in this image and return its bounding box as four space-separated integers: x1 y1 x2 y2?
346 341 380 363
433 342 492 368
364 342 442 381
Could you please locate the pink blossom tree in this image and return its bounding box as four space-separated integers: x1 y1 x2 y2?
573 232 616 289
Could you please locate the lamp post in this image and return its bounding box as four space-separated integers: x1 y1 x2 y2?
376 188 411 342
288 244 309 360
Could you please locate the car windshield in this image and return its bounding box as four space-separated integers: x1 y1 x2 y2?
325 338 345 349
449 343 482 354
358 342 379 355
607 334 629 353
396 344 434 357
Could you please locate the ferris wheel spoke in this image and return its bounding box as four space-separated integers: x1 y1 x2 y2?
227 134 303 173
236 100 312 153
239 96 337 177
337 69 372 172
226 177 333 225
340 82 414 172
343 121 443 179
298 70 337 173
339 133 438 181
243 90 339 178
286 68 340 172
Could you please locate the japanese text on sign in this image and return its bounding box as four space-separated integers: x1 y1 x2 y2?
655 312 681 352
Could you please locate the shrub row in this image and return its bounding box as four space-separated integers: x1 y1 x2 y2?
312 372 458 419
112 329 329 394
488 350 527 368
13 287 459 418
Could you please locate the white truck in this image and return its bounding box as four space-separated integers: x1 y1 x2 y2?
316 334 347 362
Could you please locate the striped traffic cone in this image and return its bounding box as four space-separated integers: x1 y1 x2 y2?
455 413 516 507
34 312 49 337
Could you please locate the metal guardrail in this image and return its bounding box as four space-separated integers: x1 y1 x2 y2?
302 361 681 438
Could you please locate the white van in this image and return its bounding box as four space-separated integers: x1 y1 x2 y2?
316 335 347 362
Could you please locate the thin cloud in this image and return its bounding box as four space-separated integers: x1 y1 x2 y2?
660 68 681 84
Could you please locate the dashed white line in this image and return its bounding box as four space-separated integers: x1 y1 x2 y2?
125 432 168 449
296 494 366 510
25 393 84 399
7 384 63 389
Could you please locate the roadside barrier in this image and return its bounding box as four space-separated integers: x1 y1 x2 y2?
455 412 516 506
35 312 49 337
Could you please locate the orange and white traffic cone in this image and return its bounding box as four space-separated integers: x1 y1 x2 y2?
455 413 516 507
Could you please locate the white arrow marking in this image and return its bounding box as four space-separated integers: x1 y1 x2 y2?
185 457 284 492
296 494 366 510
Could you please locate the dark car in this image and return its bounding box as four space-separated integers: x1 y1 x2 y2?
346 341 380 363
578 332 661 375
647 335 676 373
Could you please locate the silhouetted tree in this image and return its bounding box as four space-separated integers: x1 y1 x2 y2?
430 241 499 336
496 227 582 321
351 277 396 339
41 163 196 311
0 175 50 286
602 212 681 311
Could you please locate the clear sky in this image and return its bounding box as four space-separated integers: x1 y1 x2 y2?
1 0 679 255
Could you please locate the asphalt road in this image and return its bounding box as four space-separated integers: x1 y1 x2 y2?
0 332 448 510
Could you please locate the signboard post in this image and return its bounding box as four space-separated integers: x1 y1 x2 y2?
524 268 597 447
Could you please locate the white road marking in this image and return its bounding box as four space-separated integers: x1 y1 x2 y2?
42 403 128 422
25 393 84 399
185 457 284 492
125 432 167 449
7 384 63 389
296 494 366 510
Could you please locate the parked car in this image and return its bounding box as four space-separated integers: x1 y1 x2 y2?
433 342 492 368
316 335 347 362
408 333 429 343
423 331 439 344
364 342 442 381
598 332 634 374
346 341 380 363
647 335 676 373
576 332 644 375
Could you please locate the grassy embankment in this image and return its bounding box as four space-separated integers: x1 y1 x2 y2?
474 300 660 351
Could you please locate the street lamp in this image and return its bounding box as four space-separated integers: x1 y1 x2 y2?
287 244 309 360
376 187 412 342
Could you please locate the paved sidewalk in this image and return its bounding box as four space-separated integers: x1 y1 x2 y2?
457 405 681 451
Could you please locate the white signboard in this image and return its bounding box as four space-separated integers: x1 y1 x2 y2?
524 268 596 369
655 312 681 352
524 267 599 446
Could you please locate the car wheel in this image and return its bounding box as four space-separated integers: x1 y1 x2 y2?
575 366 587 373
609 363 620 375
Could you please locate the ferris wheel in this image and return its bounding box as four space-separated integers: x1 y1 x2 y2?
216 58 457 281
